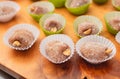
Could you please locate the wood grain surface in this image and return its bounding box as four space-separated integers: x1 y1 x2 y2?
0 0 120 79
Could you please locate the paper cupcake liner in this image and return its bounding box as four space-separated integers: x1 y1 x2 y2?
65 0 92 15
93 0 108 4
104 11 120 35
3 24 40 51
48 0 66 8
39 13 66 35
27 1 55 22
115 31 120 44
39 34 74 64
73 15 103 37
0 1 20 22
112 0 120 10
76 35 116 64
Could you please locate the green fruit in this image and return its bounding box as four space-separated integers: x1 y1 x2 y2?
39 13 66 35
48 0 66 8
93 0 108 4
65 0 92 15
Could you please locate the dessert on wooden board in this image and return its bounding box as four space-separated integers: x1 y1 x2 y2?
39 34 74 64
3 24 40 51
76 35 116 64
1 0 120 78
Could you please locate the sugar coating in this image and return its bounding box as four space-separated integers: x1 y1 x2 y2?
45 41 70 63
109 17 120 31
30 6 48 15
80 42 110 61
0 6 15 15
77 22 99 36
44 17 62 31
9 29 34 48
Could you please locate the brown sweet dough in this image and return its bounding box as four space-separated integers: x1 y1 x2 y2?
30 6 48 15
0 6 15 15
45 41 71 62
80 42 112 61
44 20 62 32
109 17 120 31
77 22 99 36
70 0 89 8
8 29 34 48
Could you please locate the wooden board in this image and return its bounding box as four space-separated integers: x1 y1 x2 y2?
0 0 120 79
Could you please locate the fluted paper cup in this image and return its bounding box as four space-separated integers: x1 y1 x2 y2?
104 11 120 35
0 1 20 22
39 13 66 35
76 35 116 64
65 0 92 15
112 0 120 10
3 24 40 51
115 31 120 44
39 34 74 64
27 1 55 22
73 15 103 37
